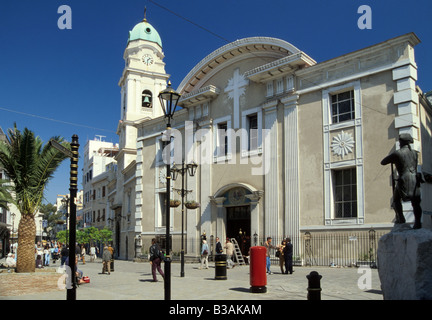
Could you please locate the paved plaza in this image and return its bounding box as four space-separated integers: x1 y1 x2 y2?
0 258 383 301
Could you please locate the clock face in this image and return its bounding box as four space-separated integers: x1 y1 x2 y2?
142 54 154 66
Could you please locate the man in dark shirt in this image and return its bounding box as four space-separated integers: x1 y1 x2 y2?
215 237 223 255
283 237 293 274
60 245 69 266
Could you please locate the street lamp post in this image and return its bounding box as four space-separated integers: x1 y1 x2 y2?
61 196 69 244
67 135 79 301
49 135 79 300
171 160 198 277
158 81 181 301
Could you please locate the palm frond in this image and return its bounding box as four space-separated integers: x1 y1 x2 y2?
0 179 14 209
0 125 69 217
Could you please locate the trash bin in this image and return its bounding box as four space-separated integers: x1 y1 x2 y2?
250 246 267 293
215 254 227 280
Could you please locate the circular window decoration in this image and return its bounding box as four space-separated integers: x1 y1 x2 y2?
331 131 355 158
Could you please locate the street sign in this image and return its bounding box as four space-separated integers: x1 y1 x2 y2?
49 139 73 158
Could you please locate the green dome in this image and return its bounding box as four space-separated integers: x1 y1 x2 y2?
128 19 162 47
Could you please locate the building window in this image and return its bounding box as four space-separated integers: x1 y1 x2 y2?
159 193 166 227
333 168 357 218
331 90 355 123
266 82 273 97
247 114 258 151
127 193 131 214
276 78 284 94
217 122 228 157
286 76 294 92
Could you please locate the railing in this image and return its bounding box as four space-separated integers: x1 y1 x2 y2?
141 229 387 267
257 229 386 268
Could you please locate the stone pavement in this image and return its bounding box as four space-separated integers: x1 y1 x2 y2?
0 258 383 300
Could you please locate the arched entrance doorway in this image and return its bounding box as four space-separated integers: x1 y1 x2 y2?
222 186 252 256
226 205 251 255
211 184 263 257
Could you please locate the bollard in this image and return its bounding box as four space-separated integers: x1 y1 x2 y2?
306 271 322 300
110 259 115 272
250 246 267 293
215 254 227 280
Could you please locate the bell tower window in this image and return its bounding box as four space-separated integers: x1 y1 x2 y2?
142 90 152 108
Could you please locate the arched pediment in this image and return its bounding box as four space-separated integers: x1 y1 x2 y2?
177 37 302 95
213 182 258 198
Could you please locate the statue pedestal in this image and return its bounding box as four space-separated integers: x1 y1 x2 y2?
377 224 432 300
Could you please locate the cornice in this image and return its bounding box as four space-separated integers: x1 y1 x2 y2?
177 37 302 95
246 52 316 83
296 32 420 78
178 85 220 108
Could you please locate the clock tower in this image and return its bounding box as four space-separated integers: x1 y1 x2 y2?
117 15 169 167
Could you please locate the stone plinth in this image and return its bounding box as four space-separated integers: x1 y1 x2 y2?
377 224 432 300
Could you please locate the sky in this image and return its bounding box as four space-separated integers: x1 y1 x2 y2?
0 0 431 205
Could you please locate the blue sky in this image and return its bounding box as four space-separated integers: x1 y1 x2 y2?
0 0 431 205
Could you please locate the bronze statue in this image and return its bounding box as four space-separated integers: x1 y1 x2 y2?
381 133 423 229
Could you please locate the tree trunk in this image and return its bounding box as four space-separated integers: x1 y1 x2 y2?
16 214 36 273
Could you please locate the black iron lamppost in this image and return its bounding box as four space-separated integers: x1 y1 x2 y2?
61 196 69 244
171 160 198 277
158 81 181 301
50 134 79 301
67 135 79 301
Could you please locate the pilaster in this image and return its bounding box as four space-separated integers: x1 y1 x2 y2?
263 100 279 239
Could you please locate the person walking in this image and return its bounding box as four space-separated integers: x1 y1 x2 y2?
60 245 68 266
90 245 96 262
53 245 59 263
199 239 209 269
43 245 50 266
81 245 86 264
224 238 235 269
283 237 293 274
149 238 165 282
108 243 115 271
102 246 112 275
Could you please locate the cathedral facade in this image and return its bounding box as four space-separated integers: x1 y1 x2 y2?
110 17 432 263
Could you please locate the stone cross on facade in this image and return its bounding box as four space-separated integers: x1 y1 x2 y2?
225 68 248 129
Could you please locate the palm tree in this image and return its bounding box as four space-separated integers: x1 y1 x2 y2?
0 125 69 272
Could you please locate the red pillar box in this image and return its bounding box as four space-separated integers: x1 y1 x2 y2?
250 246 267 293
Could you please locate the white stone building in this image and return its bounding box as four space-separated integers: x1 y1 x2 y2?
110 16 432 263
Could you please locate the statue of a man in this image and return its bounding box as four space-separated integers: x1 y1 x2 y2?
381 133 423 229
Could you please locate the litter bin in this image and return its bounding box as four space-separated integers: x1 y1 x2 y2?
250 246 267 293
215 254 227 280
